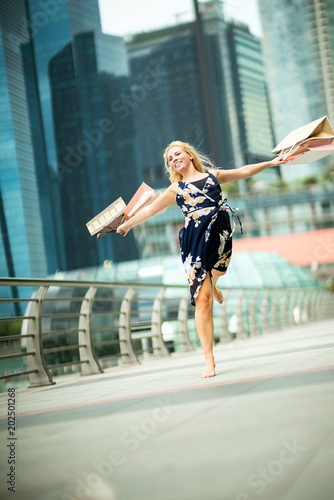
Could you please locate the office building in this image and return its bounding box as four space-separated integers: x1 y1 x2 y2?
49 31 140 269
0 0 58 283
127 5 234 187
0 0 141 299
28 0 140 269
225 23 276 173
127 24 212 188
127 0 278 188
25 0 105 270
258 0 334 181
26 0 102 167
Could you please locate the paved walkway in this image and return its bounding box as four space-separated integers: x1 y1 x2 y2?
0 319 334 500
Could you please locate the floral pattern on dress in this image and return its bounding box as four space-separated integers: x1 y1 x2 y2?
184 253 203 285
184 206 216 228
177 173 234 306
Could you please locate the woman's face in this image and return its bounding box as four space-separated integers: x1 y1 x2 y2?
167 146 193 175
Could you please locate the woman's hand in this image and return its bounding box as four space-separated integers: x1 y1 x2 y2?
117 220 132 237
269 156 287 167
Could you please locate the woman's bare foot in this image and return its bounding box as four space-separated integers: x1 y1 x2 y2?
201 357 216 378
213 286 224 304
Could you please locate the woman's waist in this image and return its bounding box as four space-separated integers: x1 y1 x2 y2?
182 203 235 216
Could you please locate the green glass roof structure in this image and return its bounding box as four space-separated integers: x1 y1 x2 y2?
51 251 322 290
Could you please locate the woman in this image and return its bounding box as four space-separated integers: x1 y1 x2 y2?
117 141 286 378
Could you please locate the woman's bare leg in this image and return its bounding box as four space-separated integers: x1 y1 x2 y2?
195 273 216 378
211 269 226 304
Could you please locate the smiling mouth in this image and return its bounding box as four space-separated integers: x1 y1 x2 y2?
175 161 182 167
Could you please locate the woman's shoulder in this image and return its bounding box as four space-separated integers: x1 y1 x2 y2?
166 182 179 194
209 169 226 184
209 169 219 179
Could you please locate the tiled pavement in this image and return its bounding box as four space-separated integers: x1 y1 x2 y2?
0 319 333 500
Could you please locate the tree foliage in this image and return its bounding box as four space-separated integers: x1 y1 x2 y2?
0 321 22 338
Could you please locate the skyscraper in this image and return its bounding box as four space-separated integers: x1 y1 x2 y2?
225 23 276 172
127 23 216 188
49 31 140 269
127 1 237 188
0 0 141 289
0 0 58 282
26 0 102 167
25 0 104 268
127 0 277 188
258 0 334 181
28 0 141 269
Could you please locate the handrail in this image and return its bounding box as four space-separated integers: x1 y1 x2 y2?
0 277 333 389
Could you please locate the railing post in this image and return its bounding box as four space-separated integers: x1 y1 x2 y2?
151 287 170 358
248 290 260 336
317 291 325 319
303 290 312 323
219 290 231 342
309 290 319 321
296 290 304 323
317 290 326 320
261 290 270 334
118 287 140 365
177 290 194 352
78 286 104 376
329 292 334 318
280 290 289 328
236 289 247 338
329 293 334 318
326 292 334 319
322 291 332 319
271 291 281 331
298 291 307 324
26 285 54 388
289 290 298 325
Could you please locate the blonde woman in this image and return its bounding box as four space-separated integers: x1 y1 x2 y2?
117 141 285 378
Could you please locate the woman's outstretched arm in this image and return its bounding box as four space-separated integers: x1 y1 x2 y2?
212 156 286 184
117 182 178 236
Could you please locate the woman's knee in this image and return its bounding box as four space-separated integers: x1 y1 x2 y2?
212 269 226 280
195 291 213 311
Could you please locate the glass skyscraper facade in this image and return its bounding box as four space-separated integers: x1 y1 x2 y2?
26 0 101 167
226 24 276 171
25 0 103 269
127 24 213 188
258 0 334 181
199 1 235 170
27 0 141 269
127 0 277 189
0 0 141 290
127 1 236 188
49 31 140 269
0 0 57 280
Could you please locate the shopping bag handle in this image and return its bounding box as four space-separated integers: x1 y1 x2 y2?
284 153 304 162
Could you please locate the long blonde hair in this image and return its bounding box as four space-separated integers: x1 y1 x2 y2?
163 141 216 183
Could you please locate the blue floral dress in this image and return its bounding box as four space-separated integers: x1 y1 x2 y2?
177 172 236 306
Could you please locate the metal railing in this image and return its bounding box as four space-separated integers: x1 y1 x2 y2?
0 278 333 389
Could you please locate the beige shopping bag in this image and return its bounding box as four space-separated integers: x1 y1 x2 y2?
86 197 126 238
273 115 334 164
86 183 164 239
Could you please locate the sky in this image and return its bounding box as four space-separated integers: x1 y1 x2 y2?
98 0 262 39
